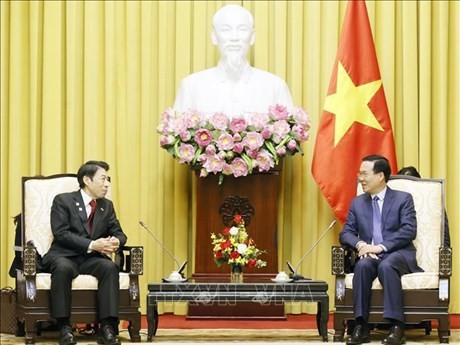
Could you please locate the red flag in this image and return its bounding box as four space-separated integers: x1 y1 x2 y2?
311 0 397 224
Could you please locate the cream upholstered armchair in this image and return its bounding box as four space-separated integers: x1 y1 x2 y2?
15 174 143 344
331 175 452 343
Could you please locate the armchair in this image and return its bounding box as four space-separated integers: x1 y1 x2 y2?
331 175 452 343
15 174 144 344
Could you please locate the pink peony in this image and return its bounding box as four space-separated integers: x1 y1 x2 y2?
250 112 270 130
233 133 242 142
287 139 297 151
247 149 259 159
272 120 291 138
291 107 311 127
179 130 192 141
261 126 273 140
230 118 248 133
197 153 207 163
205 144 216 155
194 129 213 147
276 147 287 157
292 124 309 141
231 158 249 177
203 154 224 174
209 112 229 130
268 104 289 120
172 116 190 136
233 142 244 154
256 150 275 171
178 143 196 163
222 163 233 175
217 132 234 151
159 135 175 147
242 132 264 151
185 109 205 128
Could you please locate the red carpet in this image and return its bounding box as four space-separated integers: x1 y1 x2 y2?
134 313 460 330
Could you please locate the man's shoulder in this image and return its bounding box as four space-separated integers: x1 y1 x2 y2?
52 190 82 206
181 66 287 84
251 67 287 83
54 190 79 200
353 193 369 203
181 68 218 83
386 187 413 200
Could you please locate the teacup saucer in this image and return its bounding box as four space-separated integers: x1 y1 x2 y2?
271 278 293 283
162 278 188 283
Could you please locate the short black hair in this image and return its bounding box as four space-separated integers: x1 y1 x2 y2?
77 160 110 188
397 166 421 178
362 154 391 182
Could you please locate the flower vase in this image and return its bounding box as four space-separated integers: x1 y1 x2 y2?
230 265 243 283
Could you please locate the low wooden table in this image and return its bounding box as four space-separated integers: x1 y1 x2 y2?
146 278 329 342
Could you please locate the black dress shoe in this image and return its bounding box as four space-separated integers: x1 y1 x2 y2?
382 325 406 345
59 325 77 345
346 324 370 345
97 325 121 345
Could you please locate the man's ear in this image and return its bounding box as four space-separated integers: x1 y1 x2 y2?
250 30 255 46
83 175 91 186
211 30 218 46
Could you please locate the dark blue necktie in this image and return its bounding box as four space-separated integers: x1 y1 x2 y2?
372 196 383 244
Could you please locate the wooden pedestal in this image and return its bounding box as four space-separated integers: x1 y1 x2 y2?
189 168 284 318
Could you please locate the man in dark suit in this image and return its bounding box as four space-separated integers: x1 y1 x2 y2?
339 155 422 345
42 160 127 345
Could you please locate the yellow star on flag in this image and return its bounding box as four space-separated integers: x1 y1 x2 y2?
324 61 384 146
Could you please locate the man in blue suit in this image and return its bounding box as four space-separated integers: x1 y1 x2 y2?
42 161 127 345
339 155 422 345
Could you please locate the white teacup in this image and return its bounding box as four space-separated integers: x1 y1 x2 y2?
168 271 182 281
276 271 289 281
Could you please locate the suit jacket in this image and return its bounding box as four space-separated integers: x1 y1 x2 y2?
43 190 127 261
339 186 422 273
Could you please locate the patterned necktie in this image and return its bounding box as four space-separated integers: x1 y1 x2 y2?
372 196 383 244
88 199 96 232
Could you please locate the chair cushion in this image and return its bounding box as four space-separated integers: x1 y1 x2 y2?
36 272 131 290
344 272 439 290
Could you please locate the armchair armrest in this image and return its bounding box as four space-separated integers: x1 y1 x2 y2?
23 241 38 277
439 247 452 278
331 246 357 276
16 241 40 302
115 246 144 275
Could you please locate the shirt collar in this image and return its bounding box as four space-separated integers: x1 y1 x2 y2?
371 187 387 202
216 60 252 83
80 189 94 207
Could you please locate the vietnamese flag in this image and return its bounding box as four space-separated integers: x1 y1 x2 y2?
311 0 397 224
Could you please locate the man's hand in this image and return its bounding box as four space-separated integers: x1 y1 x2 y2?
92 236 120 255
357 243 383 260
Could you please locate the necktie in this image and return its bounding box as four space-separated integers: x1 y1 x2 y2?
88 199 96 232
372 196 383 244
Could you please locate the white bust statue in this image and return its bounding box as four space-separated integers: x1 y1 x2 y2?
173 4 294 118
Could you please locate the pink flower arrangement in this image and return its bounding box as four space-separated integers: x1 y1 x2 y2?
157 104 311 184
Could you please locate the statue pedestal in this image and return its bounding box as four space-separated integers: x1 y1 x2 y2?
189 167 284 318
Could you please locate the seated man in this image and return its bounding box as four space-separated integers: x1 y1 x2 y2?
41 160 126 345
173 4 294 118
339 155 423 345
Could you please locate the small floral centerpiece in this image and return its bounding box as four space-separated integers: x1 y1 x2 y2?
157 104 311 184
211 214 266 272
